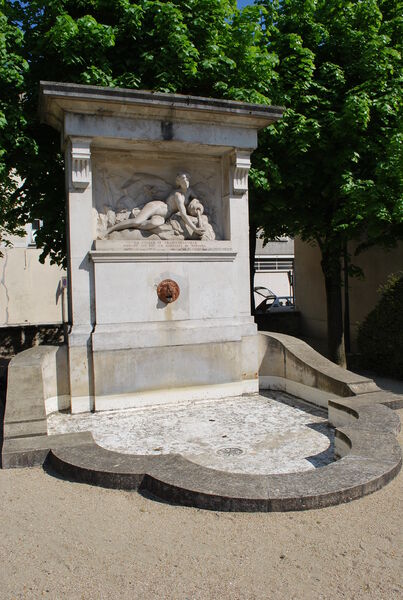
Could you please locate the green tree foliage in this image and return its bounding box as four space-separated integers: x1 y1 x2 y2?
1 0 277 264
0 0 30 247
251 0 403 364
357 272 403 378
1 1 402 368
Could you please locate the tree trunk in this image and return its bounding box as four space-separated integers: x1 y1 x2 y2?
343 243 351 356
321 248 347 367
249 223 258 313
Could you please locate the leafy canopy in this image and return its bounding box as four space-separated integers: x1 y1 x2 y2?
0 0 30 244
1 0 277 263
251 0 403 268
1 0 402 286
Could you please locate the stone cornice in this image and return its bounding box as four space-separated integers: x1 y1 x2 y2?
89 249 237 263
39 81 283 132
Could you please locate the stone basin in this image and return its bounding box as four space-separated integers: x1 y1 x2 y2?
47 392 334 475
3 334 401 512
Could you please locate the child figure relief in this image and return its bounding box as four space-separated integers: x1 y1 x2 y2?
97 172 217 241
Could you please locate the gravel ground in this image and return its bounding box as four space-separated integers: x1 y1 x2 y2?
0 409 401 600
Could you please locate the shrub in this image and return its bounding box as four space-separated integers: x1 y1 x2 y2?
357 272 403 379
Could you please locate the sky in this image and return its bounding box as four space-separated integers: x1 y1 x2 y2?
238 0 254 8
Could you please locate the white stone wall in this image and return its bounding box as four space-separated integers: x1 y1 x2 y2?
0 231 65 326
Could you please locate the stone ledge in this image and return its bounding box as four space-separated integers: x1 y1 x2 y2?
2 432 93 469
40 81 283 130
3 345 69 425
329 394 403 432
3 419 48 440
89 250 237 263
48 421 401 511
258 332 380 398
3 341 402 512
45 393 402 512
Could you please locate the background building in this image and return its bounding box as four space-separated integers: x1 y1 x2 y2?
0 225 65 329
253 236 294 307
295 238 403 352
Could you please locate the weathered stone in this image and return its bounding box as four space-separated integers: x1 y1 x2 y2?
2 432 93 469
39 82 282 410
2 342 401 512
259 332 380 403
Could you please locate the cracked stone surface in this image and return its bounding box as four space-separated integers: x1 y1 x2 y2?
47 392 334 475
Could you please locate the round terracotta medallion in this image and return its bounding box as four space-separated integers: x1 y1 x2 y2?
157 279 180 304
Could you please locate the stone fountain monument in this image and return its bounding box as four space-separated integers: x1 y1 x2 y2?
39 82 283 413
3 83 400 513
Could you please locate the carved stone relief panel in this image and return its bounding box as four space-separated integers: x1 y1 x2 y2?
92 150 224 241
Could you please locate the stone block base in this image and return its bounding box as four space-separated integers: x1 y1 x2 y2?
93 380 258 412
89 336 259 412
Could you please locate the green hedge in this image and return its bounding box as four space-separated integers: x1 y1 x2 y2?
357 272 403 379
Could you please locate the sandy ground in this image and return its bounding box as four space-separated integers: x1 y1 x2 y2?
0 410 401 600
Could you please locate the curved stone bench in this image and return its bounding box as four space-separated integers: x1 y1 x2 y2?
258 332 380 404
48 399 401 510
2 342 402 512
47 386 402 511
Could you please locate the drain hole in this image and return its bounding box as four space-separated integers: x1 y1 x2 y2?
216 447 244 457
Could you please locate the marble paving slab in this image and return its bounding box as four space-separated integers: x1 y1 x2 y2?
47 392 334 475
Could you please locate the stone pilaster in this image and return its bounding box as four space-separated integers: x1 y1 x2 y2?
66 137 95 412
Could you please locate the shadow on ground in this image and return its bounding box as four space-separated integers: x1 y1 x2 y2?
0 358 8 467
